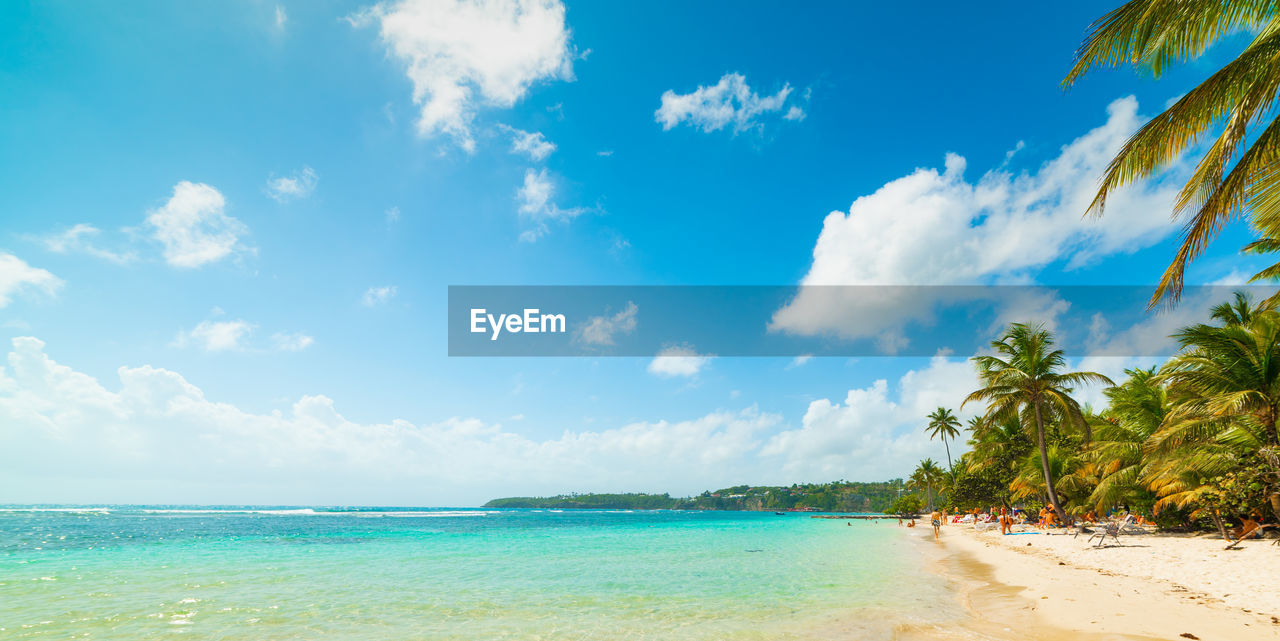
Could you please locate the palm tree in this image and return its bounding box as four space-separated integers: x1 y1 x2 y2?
1074 368 1169 512
964 323 1114 523
926 407 962 473
909 458 944 512
1155 296 1280 520
1063 2 1280 306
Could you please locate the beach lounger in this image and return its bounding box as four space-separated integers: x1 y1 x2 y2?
1224 521 1277 549
1086 514 1134 548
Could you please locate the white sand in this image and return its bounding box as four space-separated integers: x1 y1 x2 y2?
925 522 1280 641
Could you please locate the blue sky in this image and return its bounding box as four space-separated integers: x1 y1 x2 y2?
0 1 1269 505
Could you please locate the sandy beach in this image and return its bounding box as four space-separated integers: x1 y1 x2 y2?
915 522 1280 641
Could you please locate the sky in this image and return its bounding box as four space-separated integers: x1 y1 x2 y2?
0 0 1271 506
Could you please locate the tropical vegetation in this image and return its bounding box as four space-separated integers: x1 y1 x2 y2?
1063 0 1280 307
484 480 909 512
925 407 962 472
899 292 1280 539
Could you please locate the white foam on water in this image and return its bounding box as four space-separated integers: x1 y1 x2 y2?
0 507 110 514
355 511 496 518
136 508 498 517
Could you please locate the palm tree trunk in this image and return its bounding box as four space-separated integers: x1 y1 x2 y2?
1034 399 1068 524
943 437 953 473
1210 508 1231 543
927 484 934 512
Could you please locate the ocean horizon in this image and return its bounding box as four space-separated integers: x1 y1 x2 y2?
1 506 963 640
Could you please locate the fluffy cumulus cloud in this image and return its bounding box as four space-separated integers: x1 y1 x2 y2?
351 0 575 152
0 337 781 504
647 345 712 378
0 338 1007 503
656 72 803 134
0 254 62 308
761 355 981 479
500 125 556 161
146 181 250 268
40 224 136 264
516 168 585 241
266 166 318 202
772 97 1191 340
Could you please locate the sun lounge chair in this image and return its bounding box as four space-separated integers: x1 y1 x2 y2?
1086 514 1134 548
1224 520 1277 550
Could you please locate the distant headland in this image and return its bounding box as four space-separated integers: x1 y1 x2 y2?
483 481 905 512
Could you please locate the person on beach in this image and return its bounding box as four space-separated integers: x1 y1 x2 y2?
999 507 1012 535
930 510 941 540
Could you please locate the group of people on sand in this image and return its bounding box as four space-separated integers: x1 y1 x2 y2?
898 502 1276 545
909 504 1127 538
896 503 1191 541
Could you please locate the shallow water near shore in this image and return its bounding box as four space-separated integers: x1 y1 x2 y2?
1 507 987 640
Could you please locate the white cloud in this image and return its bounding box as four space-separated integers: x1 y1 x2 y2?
647 345 711 378
501 125 556 161
351 0 575 152
266 166 318 202
174 320 256 352
146 181 249 268
271 332 314 352
0 253 62 308
596 150 613 157
655 72 802 134
385 206 401 223
516 168 585 241
40 224 136 264
174 319 314 353
1209 269 1251 286
362 285 398 306
0 338 1066 503
576 301 637 346
517 167 554 215
772 97 1190 339
761 355 979 479
275 4 287 30
786 354 813 369
0 337 783 504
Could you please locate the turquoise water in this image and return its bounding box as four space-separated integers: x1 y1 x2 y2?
0 508 962 640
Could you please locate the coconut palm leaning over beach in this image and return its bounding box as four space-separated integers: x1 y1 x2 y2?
926 407 962 473
964 323 1114 524
1064 0 1280 306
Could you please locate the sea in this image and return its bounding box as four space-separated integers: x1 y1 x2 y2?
0 507 973 640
